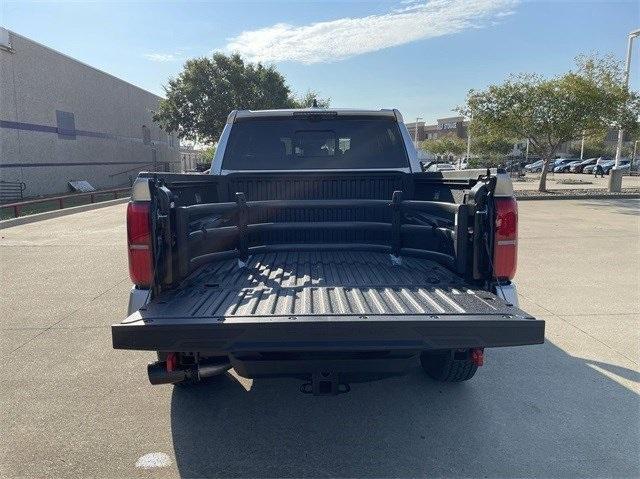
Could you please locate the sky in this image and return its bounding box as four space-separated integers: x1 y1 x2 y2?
2 0 639 124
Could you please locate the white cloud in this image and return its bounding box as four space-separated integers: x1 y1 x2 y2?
144 53 180 62
225 0 518 64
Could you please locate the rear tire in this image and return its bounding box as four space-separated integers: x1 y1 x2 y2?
420 350 478 382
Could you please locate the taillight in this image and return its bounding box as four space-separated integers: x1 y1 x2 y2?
127 202 153 287
493 197 518 280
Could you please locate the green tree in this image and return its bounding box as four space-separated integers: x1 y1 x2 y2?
419 136 466 158
469 121 515 157
153 53 329 143
293 90 332 108
567 136 610 159
461 55 640 191
198 145 217 166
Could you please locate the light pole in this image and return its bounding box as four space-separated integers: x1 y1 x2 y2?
414 117 423 149
464 114 472 169
465 120 471 161
610 28 640 191
580 131 585 160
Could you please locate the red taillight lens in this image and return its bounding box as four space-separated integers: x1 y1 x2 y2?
493 197 518 281
127 202 153 287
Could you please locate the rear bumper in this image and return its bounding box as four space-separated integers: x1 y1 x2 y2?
111 313 544 353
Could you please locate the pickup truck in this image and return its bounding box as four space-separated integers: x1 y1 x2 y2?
112 108 544 395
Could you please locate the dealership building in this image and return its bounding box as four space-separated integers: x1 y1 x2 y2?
0 28 180 198
405 116 469 143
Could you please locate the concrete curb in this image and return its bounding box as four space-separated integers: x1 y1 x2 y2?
0 197 129 229
517 193 640 201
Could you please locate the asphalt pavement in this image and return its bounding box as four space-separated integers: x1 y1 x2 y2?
1 199 638 478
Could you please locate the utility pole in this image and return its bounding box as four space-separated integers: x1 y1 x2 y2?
580 131 585 160
525 138 530 163
610 29 640 191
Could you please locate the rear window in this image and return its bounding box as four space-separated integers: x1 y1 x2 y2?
222 116 409 170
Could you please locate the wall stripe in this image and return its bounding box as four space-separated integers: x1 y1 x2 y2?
0 120 57 134
0 119 173 146
1 160 164 168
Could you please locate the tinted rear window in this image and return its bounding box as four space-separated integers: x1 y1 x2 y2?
222 116 409 170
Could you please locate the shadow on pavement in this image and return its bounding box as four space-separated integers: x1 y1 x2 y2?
582 358 640 383
171 341 639 478
577 198 640 216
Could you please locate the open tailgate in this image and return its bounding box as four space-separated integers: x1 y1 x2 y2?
112 252 544 352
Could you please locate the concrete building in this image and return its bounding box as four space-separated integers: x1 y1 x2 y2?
0 29 179 198
406 116 469 143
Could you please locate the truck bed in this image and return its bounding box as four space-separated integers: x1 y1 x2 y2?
112 252 544 352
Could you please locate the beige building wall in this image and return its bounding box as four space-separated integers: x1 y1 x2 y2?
0 29 179 197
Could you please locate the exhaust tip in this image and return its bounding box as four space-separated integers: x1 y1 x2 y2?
147 361 188 385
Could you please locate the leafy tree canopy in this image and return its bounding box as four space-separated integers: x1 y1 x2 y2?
460 54 640 191
419 135 466 157
468 121 516 157
153 53 329 143
198 145 217 164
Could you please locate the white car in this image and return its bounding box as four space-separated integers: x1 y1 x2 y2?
524 160 544 172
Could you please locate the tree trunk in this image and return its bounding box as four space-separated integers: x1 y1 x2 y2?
538 158 550 192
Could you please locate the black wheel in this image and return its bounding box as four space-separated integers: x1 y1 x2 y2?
420 350 478 382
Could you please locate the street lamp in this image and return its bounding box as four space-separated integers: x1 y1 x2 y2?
610 28 640 191
414 117 423 148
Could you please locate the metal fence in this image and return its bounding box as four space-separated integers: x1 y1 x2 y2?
0 187 129 218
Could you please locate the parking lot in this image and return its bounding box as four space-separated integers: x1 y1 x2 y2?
512 172 640 191
1 199 638 478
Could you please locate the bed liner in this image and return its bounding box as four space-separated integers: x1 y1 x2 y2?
112 252 543 353
147 251 518 318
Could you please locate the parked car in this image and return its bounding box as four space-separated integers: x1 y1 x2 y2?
524 160 544 172
603 159 630 175
553 159 580 172
584 159 614 175
583 164 598 175
526 158 563 173
112 108 544 394
570 157 597 173
594 156 613 169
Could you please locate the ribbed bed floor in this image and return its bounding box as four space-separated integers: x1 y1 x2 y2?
140 251 524 320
